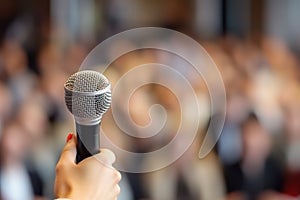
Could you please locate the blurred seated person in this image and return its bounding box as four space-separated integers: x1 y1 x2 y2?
281 93 300 198
0 121 45 200
144 131 225 200
224 112 284 200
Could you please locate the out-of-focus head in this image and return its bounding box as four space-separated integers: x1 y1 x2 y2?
129 87 152 126
40 69 68 105
17 96 48 139
63 43 88 74
0 82 13 121
1 40 28 76
37 42 62 75
152 84 179 110
0 122 31 163
240 112 271 161
280 81 300 141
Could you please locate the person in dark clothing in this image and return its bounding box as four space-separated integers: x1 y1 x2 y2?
0 121 45 200
224 113 284 200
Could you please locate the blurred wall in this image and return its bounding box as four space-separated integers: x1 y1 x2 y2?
265 0 300 50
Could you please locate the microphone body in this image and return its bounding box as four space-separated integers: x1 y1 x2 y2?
75 122 100 163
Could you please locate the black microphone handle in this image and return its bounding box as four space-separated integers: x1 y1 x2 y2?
75 122 100 163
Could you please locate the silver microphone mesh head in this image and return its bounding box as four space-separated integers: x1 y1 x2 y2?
64 70 111 125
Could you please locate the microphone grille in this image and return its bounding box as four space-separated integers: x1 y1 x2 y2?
64 70 111 124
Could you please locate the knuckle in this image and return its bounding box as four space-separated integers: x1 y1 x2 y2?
55 162 63 173
114 171 122 183
115 184 121 195
55 161 66 174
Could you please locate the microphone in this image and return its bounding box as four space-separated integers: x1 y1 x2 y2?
64 70 111 163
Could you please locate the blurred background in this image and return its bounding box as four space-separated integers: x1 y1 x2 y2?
1 0 300 200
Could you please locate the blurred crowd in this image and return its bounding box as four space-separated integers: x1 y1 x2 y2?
1 4 300 200
1 32 300 200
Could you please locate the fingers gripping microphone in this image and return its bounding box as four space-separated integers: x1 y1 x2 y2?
64 70 111 163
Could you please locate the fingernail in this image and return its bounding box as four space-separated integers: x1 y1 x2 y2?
66 133 73 143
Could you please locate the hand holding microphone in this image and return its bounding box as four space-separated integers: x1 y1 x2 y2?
54 134 121 200
54 70 121 200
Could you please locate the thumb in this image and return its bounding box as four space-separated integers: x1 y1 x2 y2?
60 133 77 164
95 148 116 167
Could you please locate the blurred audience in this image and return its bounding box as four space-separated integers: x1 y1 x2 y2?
1 4 300 200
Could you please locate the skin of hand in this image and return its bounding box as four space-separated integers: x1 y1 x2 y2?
54 134 121 200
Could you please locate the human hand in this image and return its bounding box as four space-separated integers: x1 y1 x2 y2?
54 134 121 200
